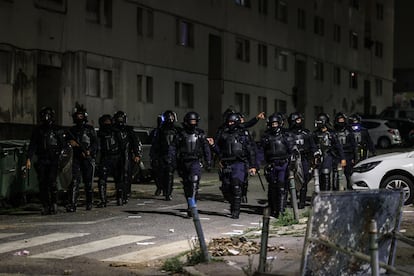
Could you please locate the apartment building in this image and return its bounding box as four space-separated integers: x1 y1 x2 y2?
0 0 394 135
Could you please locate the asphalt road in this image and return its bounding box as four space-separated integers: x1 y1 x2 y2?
0 169 271 275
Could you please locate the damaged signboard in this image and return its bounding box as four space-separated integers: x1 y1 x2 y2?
301 190 404 275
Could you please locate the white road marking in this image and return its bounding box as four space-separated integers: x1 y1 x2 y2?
0 233 89 254
102 240 191 263
6 217 121 227
157 203 186 210
0 233 24 239
30 235 153 259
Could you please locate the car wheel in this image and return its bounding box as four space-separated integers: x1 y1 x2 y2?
380 175 414 205
378 137 391 149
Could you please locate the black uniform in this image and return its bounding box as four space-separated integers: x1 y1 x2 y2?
286 112 318 208
150 110 179 200
349 113 376 163
66 106 98 212
211 113 256 219
96 114 123 207
26 107 65 215
113 111 142 205
170 112 211 216
261 114 292 218
334 113 357 190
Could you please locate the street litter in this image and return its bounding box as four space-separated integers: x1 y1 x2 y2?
13 250 29 256
208 237 277 257
169 229 175 233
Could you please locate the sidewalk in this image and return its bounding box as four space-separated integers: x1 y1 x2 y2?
185 236 304 276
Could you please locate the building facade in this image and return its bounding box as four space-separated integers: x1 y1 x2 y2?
0 0 394 136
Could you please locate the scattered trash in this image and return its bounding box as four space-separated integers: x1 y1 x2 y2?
231 224 245 227
63 269 73 275
228 249 240 255
267 256 277 260
400 229 407 233
169 229 175 233
13 250 30 256
278 246 286 250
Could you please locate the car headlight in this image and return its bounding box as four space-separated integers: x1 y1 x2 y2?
353 161 381 173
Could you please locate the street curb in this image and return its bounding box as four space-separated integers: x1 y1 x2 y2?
182 266 208 276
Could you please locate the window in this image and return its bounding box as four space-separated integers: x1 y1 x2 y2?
86 67 100 97
333 24 341 42
258 0 268 15
236 37 250 62
86 0 112 27
86 67 113 98
376 3 384 20
275 49 288 71
314 16 324 36
137 75 143 102
34 0 67 13
235 0 250 8
349 71 358 89
333 66 341 85
275 0 288 23
349 31 358 49
235 92 250 115
137 8 154 37
349 0 359 10
297 8 306 30
174 82 194 108
258 44 267 67
176 19 194 47
313 61 324 81
375 41 383 57
258 96 267 114
375 79 382 96
274 99 287 114
0 51 11 84
102 70 113 98
146 76 153 103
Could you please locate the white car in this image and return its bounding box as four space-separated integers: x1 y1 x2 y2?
361 119 402 148
351 151 414 205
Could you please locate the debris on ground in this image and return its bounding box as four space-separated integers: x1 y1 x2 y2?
207 237 278 257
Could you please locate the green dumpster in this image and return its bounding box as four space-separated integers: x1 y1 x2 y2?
0 142 18 201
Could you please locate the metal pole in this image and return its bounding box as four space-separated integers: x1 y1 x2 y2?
188 197 210 262
369 219 379 276
313 168 320 194
288 170 299 220
258 207 270 273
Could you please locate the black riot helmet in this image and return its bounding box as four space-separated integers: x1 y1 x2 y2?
267 113 284 133
348 113 362 125
72 103 88 125
113 111 127 126
314 113 330 129
288 112 304 129
161 110 177 125
39 106 55 125
334 112 348 130
226 112 241 130
222 107 236 123
183 111 200 131
99 114 112 128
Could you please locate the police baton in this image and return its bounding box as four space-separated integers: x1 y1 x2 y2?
256 169 266 192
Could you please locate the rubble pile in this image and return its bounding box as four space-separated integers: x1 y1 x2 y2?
208 237 277 256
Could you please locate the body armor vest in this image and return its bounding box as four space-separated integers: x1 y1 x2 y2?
353 131 362 145
221 131 244 158
179 131 201 159
100 128 120 155
315 131 333 155
41 129 59 152
336 129 353 153
263 133 289 160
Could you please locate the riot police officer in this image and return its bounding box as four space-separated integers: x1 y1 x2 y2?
26 107 65 215
151 110 179 200
113 111 142 205
96 114 123 207
171 112 211 217
66 104 98 212
333 112 357 190
349 113 376 163
313 113 345 191
210 113 257 219
261 114 292 218
149 114 163 196
286 112 318 208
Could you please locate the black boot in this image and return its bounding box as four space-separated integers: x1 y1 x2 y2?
298 187 307 209
97 183 107 208
86 190 93 211
117 189 123 206
66 183 78 212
